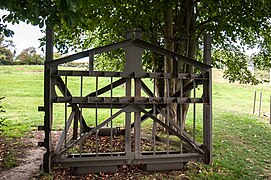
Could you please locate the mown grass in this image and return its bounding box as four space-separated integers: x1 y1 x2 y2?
0 66 270 179
0 66 43 136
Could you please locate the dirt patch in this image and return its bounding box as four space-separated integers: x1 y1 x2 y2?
0 131 45 180
0 136 27 171
0 148 44 180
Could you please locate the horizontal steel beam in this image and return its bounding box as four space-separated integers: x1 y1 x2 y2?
53 97 205 104
53 152 202 167
54 70 209 80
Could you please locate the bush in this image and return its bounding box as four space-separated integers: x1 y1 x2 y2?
0 47 14 65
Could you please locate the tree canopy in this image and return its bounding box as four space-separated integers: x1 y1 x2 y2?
2 0 271 129
16 47 44 65
0 35 14 65
1 0 271 83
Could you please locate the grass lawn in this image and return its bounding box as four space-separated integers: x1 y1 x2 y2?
0 65 270 179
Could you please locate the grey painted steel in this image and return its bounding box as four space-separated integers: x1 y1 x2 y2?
123 45 145 77
134 78 142 157
55 70 209 79
125 79 132 157
41 28 212 173
203 34 212 164
55 111 76 154
54 152 201 164
140 162 184 171
76 166 118 174
47 39 211 71
42 27 54 173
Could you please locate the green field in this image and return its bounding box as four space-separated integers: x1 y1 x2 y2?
0 65 271 179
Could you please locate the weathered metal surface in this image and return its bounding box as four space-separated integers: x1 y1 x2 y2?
76 166 118 174
203 34 212 164
42 27 54 173
40 28 212 173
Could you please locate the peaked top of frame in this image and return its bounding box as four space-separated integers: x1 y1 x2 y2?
46 38 211 71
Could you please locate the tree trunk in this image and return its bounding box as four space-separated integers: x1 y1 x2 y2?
181 1 196 129
168 0 197 130
163 6 178 131
152 0 197 130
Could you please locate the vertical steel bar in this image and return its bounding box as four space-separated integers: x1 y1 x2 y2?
259 92 262 117
193 80 196 143
96 131 99 157
73 109 78 140
180 79 183 153
125 78 132 156
152 78 157 155
79 76 83 157
166 78 170 154
89 51 94 76
253 91 257 114
152 104 157 154
95 76 98 156
110 77 113 156
95 76 98 127
64 76 67 148
134 78 141 156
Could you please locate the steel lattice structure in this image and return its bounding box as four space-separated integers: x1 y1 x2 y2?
38 28 212 174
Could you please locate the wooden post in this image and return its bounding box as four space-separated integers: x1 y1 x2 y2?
203 33 212 165
253 91 257 114
43 27 54 173
259 92 262 117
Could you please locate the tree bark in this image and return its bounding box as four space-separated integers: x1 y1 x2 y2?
152 0 197 130
171 0 197 129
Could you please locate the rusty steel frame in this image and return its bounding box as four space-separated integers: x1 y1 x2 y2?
39 28 212 173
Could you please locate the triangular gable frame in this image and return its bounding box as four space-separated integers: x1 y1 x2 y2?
47 38 211 71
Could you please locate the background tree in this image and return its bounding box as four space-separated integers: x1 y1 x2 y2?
1 0 271 125
16 47 44 65
0 34 14 65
